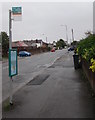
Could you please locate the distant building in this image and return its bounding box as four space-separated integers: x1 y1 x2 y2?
35 39 42 48
12 39 48 53
31 43 37 48
48 43 53 49
23 40 36 48
24 39 43 48
12 41 28 52
53 41 56 47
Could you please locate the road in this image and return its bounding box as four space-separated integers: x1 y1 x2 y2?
2 49 67 102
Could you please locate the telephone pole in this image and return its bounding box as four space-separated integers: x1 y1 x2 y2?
60 25 68 45
46 37 47 43
71 29 74 42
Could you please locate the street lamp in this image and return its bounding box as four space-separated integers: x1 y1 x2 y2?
60 25 68 45
42 34 47 43
71 28 74 42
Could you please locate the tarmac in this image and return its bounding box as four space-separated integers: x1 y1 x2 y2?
2 52 95 118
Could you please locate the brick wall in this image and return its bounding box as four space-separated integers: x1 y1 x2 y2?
82 58 95 92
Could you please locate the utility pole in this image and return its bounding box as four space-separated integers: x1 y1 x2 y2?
46 37 47 43
71 29 74 42
60 25 68 45
42 34 47 43
65 25 68 45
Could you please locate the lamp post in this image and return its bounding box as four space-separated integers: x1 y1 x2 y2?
61 25 68 45
71 28 74 42
42 34 47 43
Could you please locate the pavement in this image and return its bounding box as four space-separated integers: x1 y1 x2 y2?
2 52 95 118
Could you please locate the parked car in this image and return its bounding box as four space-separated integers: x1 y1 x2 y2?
51 48 55 52
68 46 74 51
19 51 31 57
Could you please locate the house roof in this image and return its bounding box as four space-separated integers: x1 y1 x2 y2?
12 39 48 47
12 41 28 47
23 39 43 46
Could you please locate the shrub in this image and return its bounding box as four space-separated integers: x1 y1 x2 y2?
77 34 95 62
90 58 95 72
77 34 95 72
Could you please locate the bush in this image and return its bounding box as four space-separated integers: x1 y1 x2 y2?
77 34 95 72
77 34 95 62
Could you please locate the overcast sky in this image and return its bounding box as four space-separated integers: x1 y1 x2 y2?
1 2 93 43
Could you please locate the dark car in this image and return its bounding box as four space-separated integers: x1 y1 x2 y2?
19 51 31 57
68 47 74 51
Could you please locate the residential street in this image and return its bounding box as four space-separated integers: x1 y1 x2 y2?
2 49 67 102
1 2 95 119
2 50 95 118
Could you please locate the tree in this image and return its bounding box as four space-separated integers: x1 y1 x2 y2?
85 31 92 37
1 32 9 56
56 39 66 49
71 41 78 46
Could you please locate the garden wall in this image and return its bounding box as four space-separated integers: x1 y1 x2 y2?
82 58 95 92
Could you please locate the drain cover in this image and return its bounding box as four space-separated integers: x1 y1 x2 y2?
27 74 50 85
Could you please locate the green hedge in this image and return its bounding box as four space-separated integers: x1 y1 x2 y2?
77 34 95 62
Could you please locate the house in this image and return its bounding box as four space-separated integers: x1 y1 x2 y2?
23 40 36 48
48 43 53 49
12 41 28 52
12 39 48 53
33 39 43 48
23 39 43 48
53 41 56 47
41 42 48 48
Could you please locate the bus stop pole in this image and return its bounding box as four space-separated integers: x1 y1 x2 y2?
9 10 13 105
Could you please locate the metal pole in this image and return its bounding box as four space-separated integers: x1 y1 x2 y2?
65 25 68 45
9 10 12 49
9 10 13 105
46 37 47 43
72 29 74 42
60 25 68 45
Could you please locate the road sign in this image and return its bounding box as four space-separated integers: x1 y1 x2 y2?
12 7 22 15
12 7 22 21
9 49 18 77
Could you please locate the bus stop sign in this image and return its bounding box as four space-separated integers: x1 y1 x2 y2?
9 49 18 77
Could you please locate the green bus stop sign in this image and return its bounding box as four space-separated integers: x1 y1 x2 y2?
12 7 22 15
